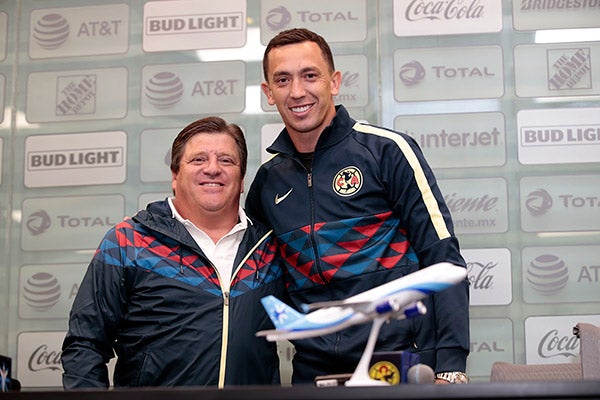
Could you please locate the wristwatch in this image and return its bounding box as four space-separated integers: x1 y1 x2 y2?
435 371 469 384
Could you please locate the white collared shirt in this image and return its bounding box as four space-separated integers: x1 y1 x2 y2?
168 197 248 289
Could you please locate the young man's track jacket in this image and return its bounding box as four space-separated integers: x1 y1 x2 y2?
61 199 284 388
245 105 469 382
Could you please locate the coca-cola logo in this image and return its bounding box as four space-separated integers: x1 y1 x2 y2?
467 261 496 290
405 0 485 21
537 329 578 359
28 344 62 372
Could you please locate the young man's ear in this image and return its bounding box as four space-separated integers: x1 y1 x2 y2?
330 70 342 97
261 82 276 106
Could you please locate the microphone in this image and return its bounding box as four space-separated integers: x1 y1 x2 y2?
407 363 435 384
1 354 12 392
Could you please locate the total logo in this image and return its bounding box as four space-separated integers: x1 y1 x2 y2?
265 6 292 30
25 209 118 236
265 6 359 30
26 210 52 235
525 188 553 216
399 61 426 86
525 188 600 216
398 60 495 86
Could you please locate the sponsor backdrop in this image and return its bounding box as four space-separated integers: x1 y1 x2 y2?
0 0 598 389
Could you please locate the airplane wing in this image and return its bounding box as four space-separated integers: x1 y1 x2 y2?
303 263 465 314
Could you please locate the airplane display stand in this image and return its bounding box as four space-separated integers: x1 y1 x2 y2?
344 316 389 387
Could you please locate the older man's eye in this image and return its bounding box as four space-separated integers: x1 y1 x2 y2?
219 157 237 165
189 157 207 165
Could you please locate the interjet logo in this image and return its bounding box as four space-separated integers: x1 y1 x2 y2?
33 14 69 49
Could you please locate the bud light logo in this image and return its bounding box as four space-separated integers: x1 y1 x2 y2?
33 14 69 49
265 6 292 30
527 254 569 295
525 188 553 216
26 210 52 235
399 60 426 86
145 72 184 109
23 272 61 311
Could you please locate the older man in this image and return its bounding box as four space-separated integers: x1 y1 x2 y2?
62 117 284 388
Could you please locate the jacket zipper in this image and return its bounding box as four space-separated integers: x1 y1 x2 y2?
307 170 328 285
217 231 272 388
307 163 341 354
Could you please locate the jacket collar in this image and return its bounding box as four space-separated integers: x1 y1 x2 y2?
266 105 355 156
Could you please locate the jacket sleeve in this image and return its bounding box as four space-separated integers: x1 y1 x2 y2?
61 227 128 389
382 134 470 372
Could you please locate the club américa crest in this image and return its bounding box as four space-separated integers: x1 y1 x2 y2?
332 166 363 197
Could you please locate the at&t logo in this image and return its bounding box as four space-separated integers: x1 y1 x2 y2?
33 14 69 49
145 72 184 109
23 272 61 311
526 254 569 295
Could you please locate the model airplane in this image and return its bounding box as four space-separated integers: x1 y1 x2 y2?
257 262 467 386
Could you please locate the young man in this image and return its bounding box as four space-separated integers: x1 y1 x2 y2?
62 117 284 388
246 28 470 385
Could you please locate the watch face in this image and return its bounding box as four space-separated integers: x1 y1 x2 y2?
454 373 469 384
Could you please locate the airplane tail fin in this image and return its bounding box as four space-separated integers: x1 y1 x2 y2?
261 295 304 330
